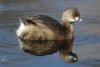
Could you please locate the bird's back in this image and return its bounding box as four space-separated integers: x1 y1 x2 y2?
27 15 65 32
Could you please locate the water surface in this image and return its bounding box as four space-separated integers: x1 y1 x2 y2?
0 0 100 67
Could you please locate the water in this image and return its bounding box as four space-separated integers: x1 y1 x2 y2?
0 0 100 67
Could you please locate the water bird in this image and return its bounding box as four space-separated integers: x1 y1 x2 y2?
16 7 82 40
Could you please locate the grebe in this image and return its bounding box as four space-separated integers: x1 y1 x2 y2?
16 7 82 40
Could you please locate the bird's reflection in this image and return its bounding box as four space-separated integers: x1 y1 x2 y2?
18 39 78 63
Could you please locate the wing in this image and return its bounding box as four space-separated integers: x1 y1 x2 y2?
25 15 66 34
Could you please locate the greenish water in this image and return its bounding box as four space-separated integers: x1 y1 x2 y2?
0 0 100 67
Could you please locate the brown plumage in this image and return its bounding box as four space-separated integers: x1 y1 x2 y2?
16 8 81 40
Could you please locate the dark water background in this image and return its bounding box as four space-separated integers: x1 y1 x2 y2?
0 0 100 67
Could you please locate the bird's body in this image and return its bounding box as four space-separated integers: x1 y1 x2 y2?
17 15 73 40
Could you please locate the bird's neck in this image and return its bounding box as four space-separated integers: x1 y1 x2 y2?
62 21 73 29
62 21 74 39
